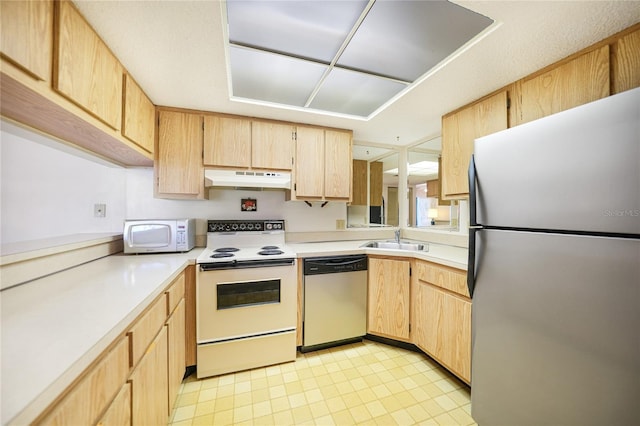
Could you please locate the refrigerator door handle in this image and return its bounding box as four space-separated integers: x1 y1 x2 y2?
467 228 477 297
468 154 478 227
467 154 479 297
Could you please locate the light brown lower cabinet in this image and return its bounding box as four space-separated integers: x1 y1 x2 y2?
39 336 130 425
35 270 187 426
367 257 411 341
97 383 131 426
412 261 471 384
130 326 169 426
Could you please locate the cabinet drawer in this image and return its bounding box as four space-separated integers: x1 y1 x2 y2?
415 260 468 297
165 272 185 315
40 336 129 425
128 295 166 367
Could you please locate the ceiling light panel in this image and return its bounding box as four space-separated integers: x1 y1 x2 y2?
337 1 493 82
309 67 407 116
229 46 327 106
226 0 368 62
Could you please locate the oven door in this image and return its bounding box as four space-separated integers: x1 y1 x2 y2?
197 262 297 343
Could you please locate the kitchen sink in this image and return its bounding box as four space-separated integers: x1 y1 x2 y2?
361 240 428 252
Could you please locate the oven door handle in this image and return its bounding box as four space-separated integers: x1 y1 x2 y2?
199 258 295 271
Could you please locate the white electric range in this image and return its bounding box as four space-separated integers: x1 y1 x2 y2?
195 220 297 378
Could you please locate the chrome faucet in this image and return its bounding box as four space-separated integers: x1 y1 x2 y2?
395 229 401 243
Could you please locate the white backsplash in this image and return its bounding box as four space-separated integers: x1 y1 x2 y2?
126 168 347 233
1 123 127 244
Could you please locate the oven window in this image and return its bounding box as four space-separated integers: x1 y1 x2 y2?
217 279 281 309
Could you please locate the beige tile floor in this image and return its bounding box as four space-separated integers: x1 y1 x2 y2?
170 340 476 425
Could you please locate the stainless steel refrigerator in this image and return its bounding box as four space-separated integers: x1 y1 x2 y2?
468 87 640 425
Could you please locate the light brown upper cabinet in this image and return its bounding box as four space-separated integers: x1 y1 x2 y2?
203 115 252 168
54 0 123 130
370 161 383 207
251 121 294 171
290 127 352 201
351 160 382 207
293 126 325 198
352 160 368 206
513 45 610 126
324 130 353 200
122 74 155 154
156 110 204 199
426 179 440 199
611 26 640 95
441 90 508 199
1 0 52 81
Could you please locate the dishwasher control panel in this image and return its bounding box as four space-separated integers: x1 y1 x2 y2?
303 255 368 275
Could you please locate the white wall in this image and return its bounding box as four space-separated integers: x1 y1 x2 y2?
126 168 346 233
0 121 346 245
1 122 126 243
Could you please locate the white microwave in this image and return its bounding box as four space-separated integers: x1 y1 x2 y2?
123 219 196 254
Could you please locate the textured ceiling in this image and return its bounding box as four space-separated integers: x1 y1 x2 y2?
74 1 640 148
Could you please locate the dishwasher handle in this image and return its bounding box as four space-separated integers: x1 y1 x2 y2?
304 255 368 275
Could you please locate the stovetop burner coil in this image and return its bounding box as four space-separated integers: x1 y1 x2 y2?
214 247 240 253
211 252 235 259
258 249 284 256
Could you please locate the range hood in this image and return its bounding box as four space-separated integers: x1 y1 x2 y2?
204 170 291 190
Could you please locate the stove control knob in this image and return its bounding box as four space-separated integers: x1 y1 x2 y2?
266 223 272 230
255 223 262 230
225 224 231 231
240 223 246 230
232 224 239 230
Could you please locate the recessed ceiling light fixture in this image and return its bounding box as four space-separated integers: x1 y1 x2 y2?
223 0 493 118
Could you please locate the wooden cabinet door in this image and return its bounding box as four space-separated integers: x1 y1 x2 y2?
413 280 471 383
294 126 324 198
367 257 411 341
156 110 203 197
612 27 640 94
97 383 131 426
1 0 52 81
40 337 130 425
426 180 439 198
352 159 368 205
369 161 383 207
324 130 352 200
251 121 293 170
55 0 123 130
203 115 251 168
167 299 186 414
441 90 507 199
515 45 610 125
130 327 169 426
123 74 155 153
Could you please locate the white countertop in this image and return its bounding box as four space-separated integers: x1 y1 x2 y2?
0 249 202 425
290 239 468 270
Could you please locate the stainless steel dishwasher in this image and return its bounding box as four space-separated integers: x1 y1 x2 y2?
302 255 368 352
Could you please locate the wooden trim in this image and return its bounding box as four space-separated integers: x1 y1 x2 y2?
184 265 197 367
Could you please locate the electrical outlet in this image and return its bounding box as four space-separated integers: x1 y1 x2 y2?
94 203 106 218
